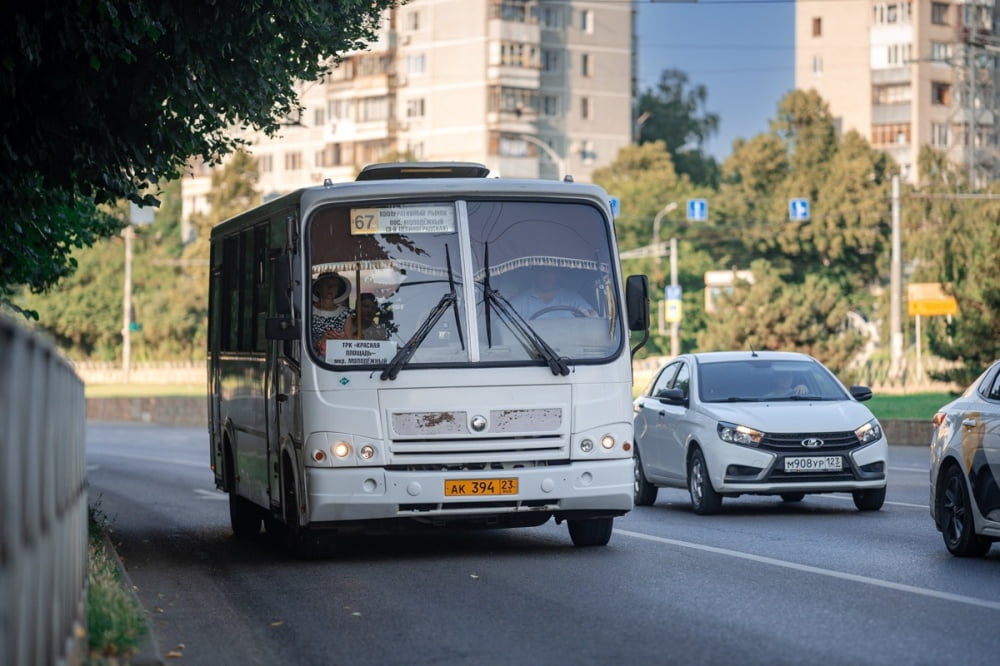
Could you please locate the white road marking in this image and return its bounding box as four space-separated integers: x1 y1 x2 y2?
616 528 1000 611
824 493 928 510
194 488 227 501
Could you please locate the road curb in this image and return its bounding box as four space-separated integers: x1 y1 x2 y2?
100 531 164 665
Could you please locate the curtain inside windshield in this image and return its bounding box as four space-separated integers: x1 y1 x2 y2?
306 200 620 369
467 200 620 362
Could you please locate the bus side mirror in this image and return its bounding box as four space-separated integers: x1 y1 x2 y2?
625 274 650 332
265 316 300 340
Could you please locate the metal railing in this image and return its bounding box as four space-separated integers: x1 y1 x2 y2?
1 315 87 665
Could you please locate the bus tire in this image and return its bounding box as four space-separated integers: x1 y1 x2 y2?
225 445 261 537
567 517 614 547
282 457 336 558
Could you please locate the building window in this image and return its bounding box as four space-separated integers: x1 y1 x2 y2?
872 83 911 104
405 98 425 119
581 9 594 33
886 43 911 65
540 94 559 117
581 53 591 77
542 50 560 73
406 54 426 76
873 2 912 25
284 152 302 171
932 123 950 147
812 55 823 74
498 42 539 68
812 17 822 36
581 96 591 120
328 99 354 121
488 86 538 115
580 140 596 164
871 123 911 146
358 96 390 122
407 10 420 31
538 4 564 30
313 107 325 126
407 142 425 159
930 42 952 63
494 1 529 23
931 2 948 25
259 154 273 174
932 82 951 105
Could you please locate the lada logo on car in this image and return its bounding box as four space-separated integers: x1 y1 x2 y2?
801 438 824 448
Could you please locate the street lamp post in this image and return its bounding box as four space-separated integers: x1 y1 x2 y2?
514 133 567 181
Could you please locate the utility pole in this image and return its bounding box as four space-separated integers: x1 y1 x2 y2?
122 224 134 384
669 236 679 357
514 133 567 181
890 174 903 378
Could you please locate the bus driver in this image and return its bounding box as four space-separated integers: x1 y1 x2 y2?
311 272 354 354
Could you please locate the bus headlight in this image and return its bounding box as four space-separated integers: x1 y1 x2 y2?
600 434 615 449
359 444 375 460
580 439 594 453
332 441 352 458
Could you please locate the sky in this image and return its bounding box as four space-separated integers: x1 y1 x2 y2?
636 0 796 162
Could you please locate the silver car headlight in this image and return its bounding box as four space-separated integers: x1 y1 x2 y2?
855 419 883 445
718 421 764 447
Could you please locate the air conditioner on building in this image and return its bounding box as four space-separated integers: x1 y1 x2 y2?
402 34 411 45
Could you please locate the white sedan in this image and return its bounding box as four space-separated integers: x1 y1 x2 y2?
633 350 888 514
930 359 1000 557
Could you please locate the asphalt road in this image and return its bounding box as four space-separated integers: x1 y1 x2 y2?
86 423 1000 666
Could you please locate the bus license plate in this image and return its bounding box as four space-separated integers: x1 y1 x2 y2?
784 456 842 472
444 478 518 497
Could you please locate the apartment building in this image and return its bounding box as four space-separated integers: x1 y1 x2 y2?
795 0 999 184
182 0 636 225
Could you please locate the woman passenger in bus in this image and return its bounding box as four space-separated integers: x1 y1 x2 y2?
312 272 355 354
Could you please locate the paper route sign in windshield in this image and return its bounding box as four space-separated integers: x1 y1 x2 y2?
326 340 397 365
351 204 456 235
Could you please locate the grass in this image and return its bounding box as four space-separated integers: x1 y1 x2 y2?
87 503 147 664
865 392 956 421
85 382 205 398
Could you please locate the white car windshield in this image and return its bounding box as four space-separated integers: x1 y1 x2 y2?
698 359 849 402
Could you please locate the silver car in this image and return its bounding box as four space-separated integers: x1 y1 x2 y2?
633 351 888 514
930 359 1000 557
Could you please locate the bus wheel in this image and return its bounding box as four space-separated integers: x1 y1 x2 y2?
282 462 336 558
567 517 614 547
225 447 260 537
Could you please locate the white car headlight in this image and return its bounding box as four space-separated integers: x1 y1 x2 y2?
717 421 764 447
855 419 883 445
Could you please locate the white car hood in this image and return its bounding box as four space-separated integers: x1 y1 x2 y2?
698 400 875 433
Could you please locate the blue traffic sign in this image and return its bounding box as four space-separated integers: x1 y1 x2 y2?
789 198 810 221
665 285 682 301
687 199 708 222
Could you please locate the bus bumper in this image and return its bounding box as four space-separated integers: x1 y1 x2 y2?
305 458 634 523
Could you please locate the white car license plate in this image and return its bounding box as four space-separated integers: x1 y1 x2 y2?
784 456 842 472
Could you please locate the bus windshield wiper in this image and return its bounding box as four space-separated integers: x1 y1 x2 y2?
482 287 570 377
381 246 464 381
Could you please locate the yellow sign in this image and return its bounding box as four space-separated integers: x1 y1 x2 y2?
907 283 958 317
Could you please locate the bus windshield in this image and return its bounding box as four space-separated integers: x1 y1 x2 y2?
307 199 621 373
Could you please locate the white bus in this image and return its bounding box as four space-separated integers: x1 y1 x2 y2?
208 162 650 556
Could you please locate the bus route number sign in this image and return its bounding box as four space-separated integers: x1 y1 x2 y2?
351 204 456 235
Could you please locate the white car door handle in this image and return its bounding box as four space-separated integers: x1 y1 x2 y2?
962 418 977 428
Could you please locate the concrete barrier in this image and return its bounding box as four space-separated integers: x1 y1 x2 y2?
1 315 87 665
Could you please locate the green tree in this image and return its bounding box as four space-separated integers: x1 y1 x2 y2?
697 260 864 378
1 0 396 314
906 146 1000 384
636 69 721 187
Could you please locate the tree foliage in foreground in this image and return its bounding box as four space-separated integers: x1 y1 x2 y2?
1 0 396 314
